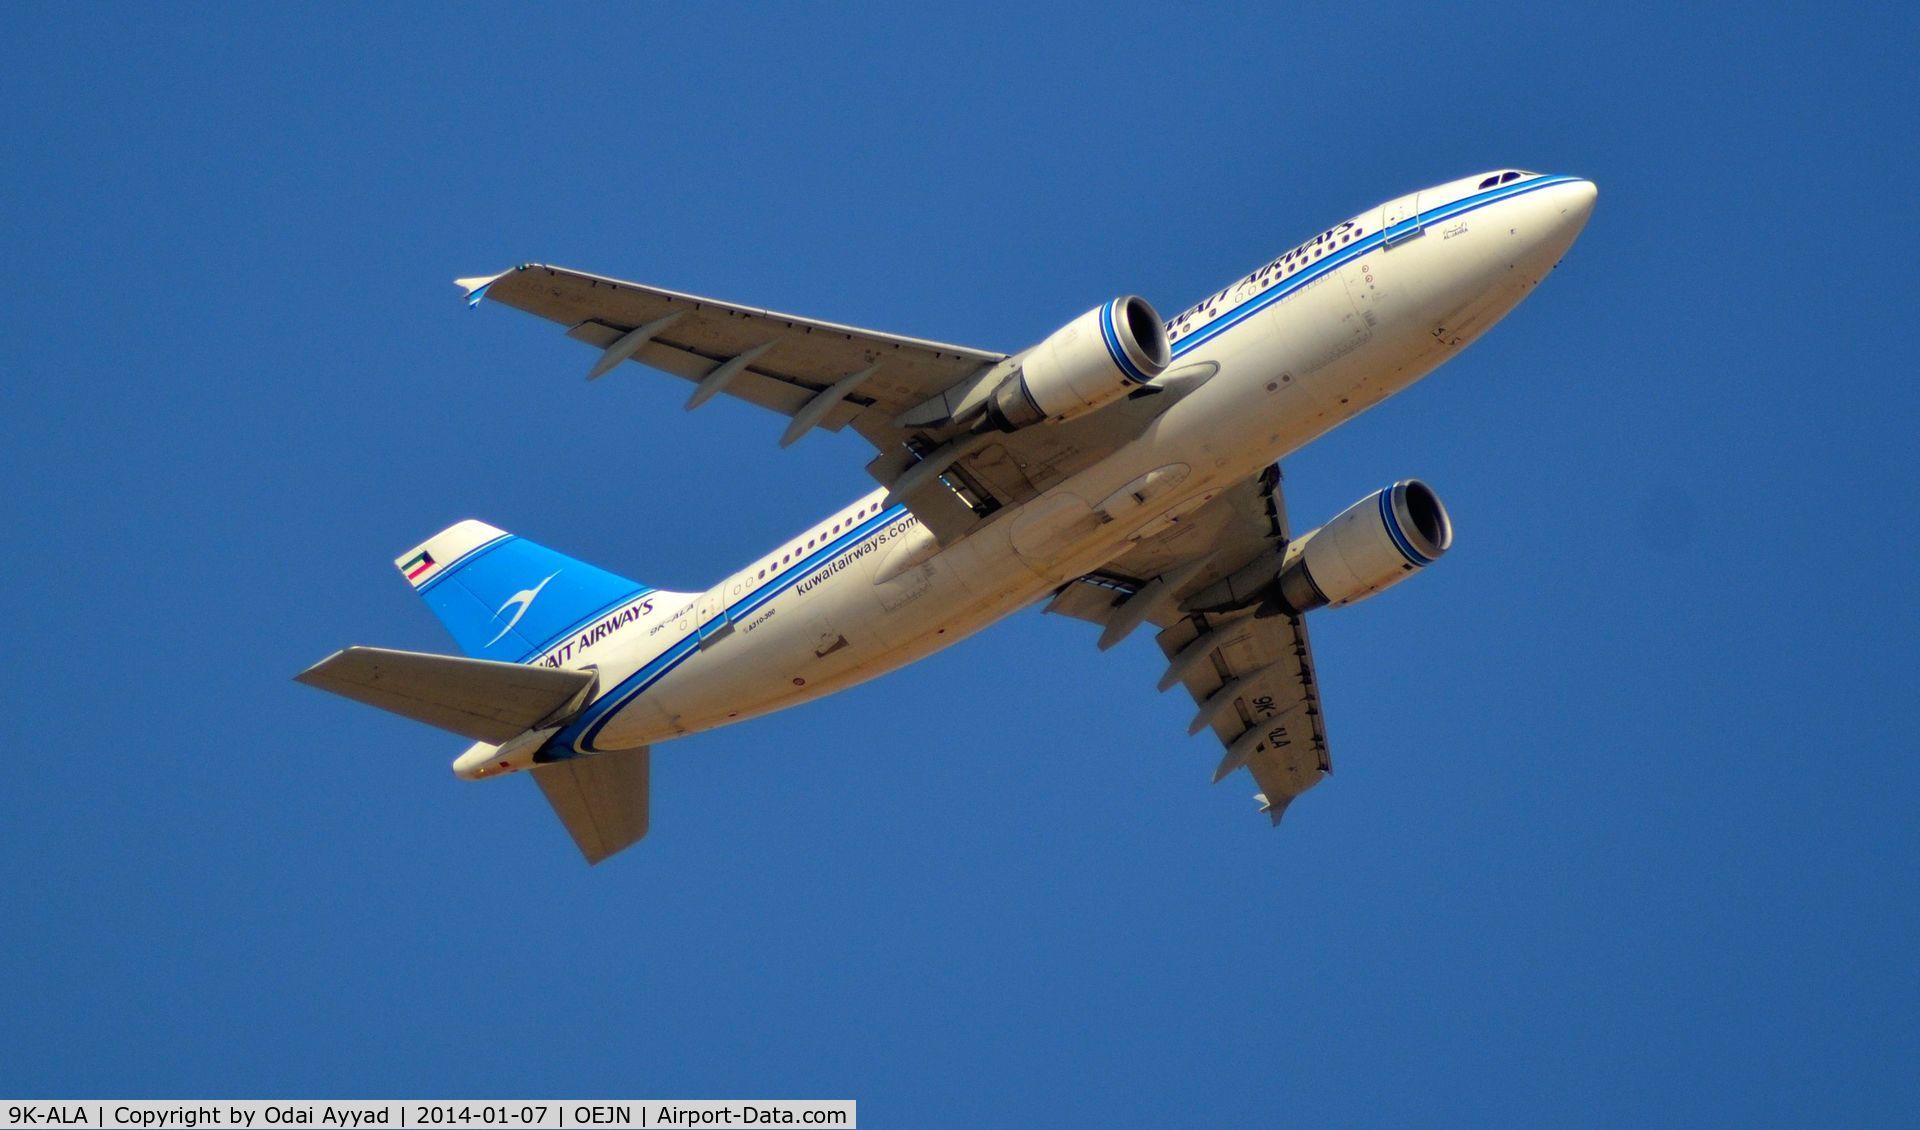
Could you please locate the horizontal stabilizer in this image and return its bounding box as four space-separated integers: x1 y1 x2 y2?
295 646 595 743
534 748 650 864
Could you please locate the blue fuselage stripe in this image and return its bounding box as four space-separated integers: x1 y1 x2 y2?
549 502 912 754
1167 175 1580 359
723 503 910 623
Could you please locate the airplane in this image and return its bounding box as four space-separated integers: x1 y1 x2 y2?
298 169 1596 864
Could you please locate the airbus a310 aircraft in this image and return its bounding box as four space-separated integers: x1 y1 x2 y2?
299 169 1595 863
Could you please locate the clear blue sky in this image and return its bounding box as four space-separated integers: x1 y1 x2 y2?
3 3 1915 1124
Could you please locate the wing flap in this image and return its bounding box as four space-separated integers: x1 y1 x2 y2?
1156 611 1331 822
533 748 650 864
1048 463 1333 822
295 646 595 743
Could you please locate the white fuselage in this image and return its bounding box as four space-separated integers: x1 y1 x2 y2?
537 172 1596 759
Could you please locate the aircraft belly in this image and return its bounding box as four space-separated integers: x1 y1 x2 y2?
592 693 677 749
1239 250 1481 451
612 522 1053 742
1009 493 1100 564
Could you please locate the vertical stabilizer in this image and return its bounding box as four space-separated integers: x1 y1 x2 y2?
396 520 654 664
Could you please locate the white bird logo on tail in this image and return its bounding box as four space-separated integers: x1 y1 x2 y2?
486 571 562 647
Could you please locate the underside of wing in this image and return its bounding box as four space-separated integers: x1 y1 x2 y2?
1045 464 1334 821
1156 610 1331 822
461 264 1168 545
463 263 1002 437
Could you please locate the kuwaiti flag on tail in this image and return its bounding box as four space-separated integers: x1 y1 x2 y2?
391 518 657 662
393 522 510 592
395 521 514 590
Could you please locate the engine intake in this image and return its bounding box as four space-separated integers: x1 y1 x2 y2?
984 296 1170 431
1269 480 1453 613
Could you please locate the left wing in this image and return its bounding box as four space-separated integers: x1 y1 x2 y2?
459 263 1004 436
1044 465 1332 821
461 264 1168 542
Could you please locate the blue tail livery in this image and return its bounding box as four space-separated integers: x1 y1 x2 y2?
395 520 654 664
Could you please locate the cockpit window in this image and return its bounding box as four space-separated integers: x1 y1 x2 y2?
1500 171 1522 183
1478 174 1501 189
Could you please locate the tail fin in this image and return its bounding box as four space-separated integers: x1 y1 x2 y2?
396 520 652 663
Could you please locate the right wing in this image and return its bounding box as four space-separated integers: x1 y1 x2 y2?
1043 465 1332 821
1152 611 1331 824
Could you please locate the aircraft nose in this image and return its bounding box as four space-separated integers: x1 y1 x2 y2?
1549 178 1597 245
1511 177 1596 274
1566 178 1597 221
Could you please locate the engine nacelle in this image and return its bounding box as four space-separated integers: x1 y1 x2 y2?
1269 480 1453 613
983 296 1170 431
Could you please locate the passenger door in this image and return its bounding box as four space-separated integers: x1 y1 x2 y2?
694 584 733 648
1381 192 1425 247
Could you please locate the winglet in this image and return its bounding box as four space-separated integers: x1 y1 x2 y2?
455 271 509 309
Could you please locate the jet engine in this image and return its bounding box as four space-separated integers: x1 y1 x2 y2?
1183 480 1454 616
1269 480 1453 613
982 297 1170 431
